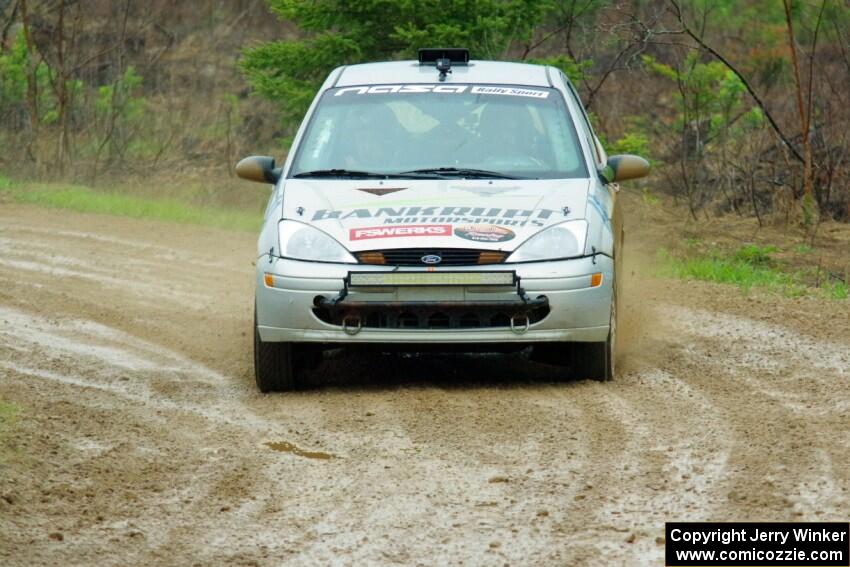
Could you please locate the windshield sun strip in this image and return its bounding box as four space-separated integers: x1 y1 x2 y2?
286 83 589 180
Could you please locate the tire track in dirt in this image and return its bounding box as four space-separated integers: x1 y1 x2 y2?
2 204 849 565
203 357 598 565
0 307 266 430
552 368 733 563
1 223 245 272
0 232 212 304
656 306 849 521
0 308 282 565
372 378 593 565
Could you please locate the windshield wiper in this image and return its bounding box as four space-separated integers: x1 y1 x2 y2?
293 167 522 180
398 167 523 179
293 168 446 180
293 169 390 179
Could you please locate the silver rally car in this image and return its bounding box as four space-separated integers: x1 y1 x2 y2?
237 48 649 391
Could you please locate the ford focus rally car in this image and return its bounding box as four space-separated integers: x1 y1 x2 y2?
237 48 649 392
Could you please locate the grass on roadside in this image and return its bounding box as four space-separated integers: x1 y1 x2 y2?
656 244 847 300
0 175 262 232
0 400 17 422
825 281 850 300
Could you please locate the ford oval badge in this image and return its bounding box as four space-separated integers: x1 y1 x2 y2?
421 254 442 265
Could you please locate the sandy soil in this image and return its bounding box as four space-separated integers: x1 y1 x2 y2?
0 202 848 566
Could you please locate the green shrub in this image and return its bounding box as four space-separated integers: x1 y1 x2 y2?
826 281 849 300
733 244 777 266
528 55 591 84
0 33 55 124
241 0 564 133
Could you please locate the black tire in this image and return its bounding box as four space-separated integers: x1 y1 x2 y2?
532 275 617 382
574 278 617 382
571 336 613 382
570 205 623 381
254 309 297 392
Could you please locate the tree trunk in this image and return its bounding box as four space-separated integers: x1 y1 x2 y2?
54 0 69 175
783 0 814 207
18 0 39 164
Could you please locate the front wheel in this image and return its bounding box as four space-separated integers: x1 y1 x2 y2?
571 335 613 382
254 308 297 392
532 281 617 381
574 282 616 381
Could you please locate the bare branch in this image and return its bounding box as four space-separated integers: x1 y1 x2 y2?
1 0 20 48
668 0 805 164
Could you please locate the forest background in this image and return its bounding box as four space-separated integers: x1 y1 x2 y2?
1 0 849 227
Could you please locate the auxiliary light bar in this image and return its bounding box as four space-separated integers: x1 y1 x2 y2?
348 271 515 287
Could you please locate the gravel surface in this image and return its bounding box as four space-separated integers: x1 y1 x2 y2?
1 204 848 566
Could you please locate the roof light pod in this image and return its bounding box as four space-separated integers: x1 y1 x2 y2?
417 48 470 65
418 48 470 82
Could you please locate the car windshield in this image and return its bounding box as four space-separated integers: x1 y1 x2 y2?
289 84 588 180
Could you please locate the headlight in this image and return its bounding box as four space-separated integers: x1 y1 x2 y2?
278 220 356 263
506 220 588 263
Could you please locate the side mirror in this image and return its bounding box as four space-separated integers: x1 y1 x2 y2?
235 156 281 184
599 154 650 183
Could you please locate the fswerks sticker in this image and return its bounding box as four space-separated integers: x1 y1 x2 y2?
349 224 451 241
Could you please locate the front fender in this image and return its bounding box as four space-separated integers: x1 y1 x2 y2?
583 184 615 257
256 189 282 259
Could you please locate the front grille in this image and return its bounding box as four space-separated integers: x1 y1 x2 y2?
356 248 507 266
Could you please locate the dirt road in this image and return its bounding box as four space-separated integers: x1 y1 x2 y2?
1 204 848 566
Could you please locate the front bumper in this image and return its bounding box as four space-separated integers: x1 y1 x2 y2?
256 255 613 344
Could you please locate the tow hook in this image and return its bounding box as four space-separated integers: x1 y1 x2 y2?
510 315 530 334
342 316 362 336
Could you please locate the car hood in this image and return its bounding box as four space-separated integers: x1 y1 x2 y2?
281 178 591 252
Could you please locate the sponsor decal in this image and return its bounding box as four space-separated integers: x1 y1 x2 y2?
356 187 407 196
334 84 550 99
349 224 451 241
335 85 468 96
470 86 550 99
314 206 556 228
454 224 515 243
